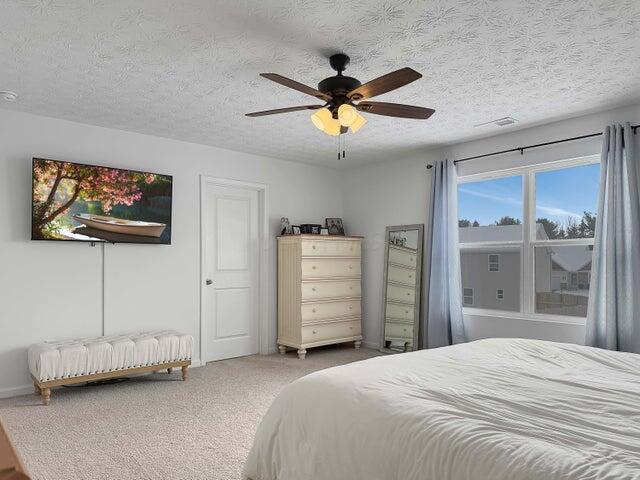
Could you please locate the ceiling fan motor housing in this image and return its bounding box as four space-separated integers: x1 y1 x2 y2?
319 54 362 117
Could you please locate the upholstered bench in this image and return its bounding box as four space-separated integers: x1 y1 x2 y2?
28 330 193 405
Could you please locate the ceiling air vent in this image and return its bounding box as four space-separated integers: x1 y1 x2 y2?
474 117 518 128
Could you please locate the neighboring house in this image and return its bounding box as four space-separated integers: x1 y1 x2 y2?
459 224 529 312
459 224 592 316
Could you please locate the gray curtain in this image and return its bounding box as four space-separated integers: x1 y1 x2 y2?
586 123 640 353
423 159 465 348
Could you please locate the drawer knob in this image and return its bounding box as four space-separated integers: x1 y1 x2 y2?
312 308 316 313
312 287 316 292
312 245 316 249
349 326 353 330
407 292 410 296
349 286 353 290
409 274 412 279
312 265 317 270
349 265 353 270
312 330 317 334
349 306 353 310
410 257 414 262
405 310 409 314
403 328 407 332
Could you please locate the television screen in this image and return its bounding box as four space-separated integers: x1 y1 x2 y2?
32 158 172 244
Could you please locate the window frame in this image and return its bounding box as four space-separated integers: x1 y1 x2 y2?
488 254 500 272
463 288 474 306
458 154 599 325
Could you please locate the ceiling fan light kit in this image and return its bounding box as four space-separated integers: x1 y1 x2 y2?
246 54 435 140
349 113 367 133
337 104 358 127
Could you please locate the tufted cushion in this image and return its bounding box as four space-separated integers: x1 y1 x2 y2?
28 330 193 382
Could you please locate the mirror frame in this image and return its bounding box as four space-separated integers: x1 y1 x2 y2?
380 224 424 353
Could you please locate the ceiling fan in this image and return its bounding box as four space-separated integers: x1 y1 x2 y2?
246 54 435 136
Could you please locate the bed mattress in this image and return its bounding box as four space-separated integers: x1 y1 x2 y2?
28 330 193 381
244 338 640 480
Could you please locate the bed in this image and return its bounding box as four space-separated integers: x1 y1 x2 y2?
244 338 640 480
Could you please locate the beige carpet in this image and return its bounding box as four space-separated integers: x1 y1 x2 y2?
0 345 379 480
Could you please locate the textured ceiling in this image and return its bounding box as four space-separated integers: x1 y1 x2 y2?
1 0 639 167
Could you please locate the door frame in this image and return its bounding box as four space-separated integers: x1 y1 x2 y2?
199 175 270 363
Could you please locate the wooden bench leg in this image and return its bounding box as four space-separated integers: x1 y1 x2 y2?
41 388 50 406
167 367 173 374
181 365 188 381
34 381 41 396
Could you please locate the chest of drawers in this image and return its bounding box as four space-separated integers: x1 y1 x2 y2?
277 235 363 359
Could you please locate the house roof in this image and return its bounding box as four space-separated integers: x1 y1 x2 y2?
459 224 548 243
550 248 593 272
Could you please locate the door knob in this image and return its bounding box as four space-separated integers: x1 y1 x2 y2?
206 279 213 285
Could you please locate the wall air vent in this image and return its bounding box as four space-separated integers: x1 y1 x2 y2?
474 117 518 128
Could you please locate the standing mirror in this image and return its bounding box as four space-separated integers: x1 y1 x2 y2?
381 225 424 353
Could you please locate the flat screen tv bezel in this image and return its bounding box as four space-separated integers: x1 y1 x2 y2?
31 157 173 245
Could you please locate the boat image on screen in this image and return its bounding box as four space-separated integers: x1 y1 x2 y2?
32 158 172 244
73 214 166 237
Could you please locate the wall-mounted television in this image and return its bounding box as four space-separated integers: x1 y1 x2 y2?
32 158 172 244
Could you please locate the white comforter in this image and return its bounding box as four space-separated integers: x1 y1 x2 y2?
244 339 640 480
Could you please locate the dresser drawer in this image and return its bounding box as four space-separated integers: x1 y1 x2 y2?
302 239 361 257
386 283 415 304
386 302 415 321
301 258 361 279
302 320 361 344
301 299 360 323
302 280 361 300
389 246 418 268
384 322 414 340
387 265 417 286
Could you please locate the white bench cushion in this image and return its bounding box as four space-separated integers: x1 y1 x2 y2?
28 330 193 382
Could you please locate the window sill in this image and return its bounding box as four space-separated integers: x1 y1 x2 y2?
462 308 586 326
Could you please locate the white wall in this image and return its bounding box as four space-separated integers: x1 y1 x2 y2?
343 103 640 347
0 108 343 397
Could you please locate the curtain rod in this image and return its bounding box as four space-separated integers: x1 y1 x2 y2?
425 123 639 169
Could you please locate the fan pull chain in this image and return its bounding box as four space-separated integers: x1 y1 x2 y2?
335 132 347 161
343 133 346 159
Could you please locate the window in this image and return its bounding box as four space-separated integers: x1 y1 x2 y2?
535 245 592 317
463 288 474 306
458 157 600 320
458 176 523 242
535 164 600 240
461 246 520 312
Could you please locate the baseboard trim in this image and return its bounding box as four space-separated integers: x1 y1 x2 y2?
0 384 33 399
362 340 379 350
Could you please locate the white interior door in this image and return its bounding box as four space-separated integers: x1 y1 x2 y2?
203 183 259 362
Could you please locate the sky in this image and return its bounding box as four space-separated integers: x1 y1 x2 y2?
458 163 600 226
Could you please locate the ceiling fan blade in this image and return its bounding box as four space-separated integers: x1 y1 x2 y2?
347 67 422 100
356 101 435 119
260 73 332 101
245 105 324 117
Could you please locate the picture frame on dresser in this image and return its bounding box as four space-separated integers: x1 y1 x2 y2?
277 234 363 359
325 218 345 235
380 224 424 354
